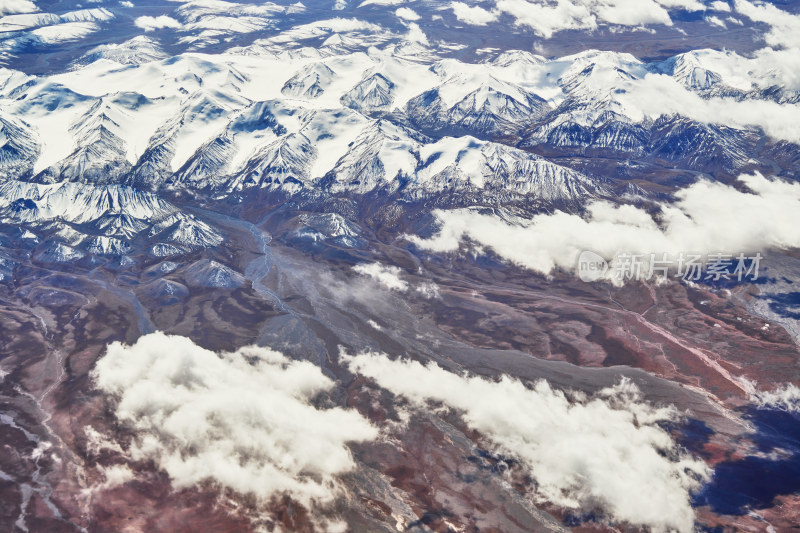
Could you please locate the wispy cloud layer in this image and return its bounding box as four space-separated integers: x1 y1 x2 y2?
484 0 704 37
751 383 800 413
345 351 709 532
408 173 800 280
353 262 409 292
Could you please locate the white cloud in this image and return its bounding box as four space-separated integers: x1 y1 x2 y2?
92 333 377 506
119 0 134 6
84 426 124 455
404 21 428 43
710 0 730 12
352 262 408 292
134 15 181 31
594 0 672 26
408 173 800 281
621 72 800 142
318 17 382 31
751 383 800 413
283 17 381 37
494 0 595 38
344 351 709 532
705 14 725 27
358 0 402 6
491 0 705 37
395 6 420 20
416 281 440 299
0 0 37 15
734 0 800 49
655 0 704 9
95 464 135 490
450 2 498 25
674 47 800 93
544 49 800 142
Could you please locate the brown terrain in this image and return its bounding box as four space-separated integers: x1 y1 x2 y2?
0 206 798 532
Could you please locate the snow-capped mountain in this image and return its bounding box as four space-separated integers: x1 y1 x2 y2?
5 37 789 196
322 120 419 194
413 135 604 203
282 62 336 99
0 114 38 179
3 2 800 533
72 36 168 68
0 179 222 256
649 116 758 173
341 72 396 114
36 98 132 184
0 10 795 262
405 81 552 138
668 53 724 92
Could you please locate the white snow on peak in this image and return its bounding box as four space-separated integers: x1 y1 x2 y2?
0 181 173 224
0 17 796 207
76 36 167 66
